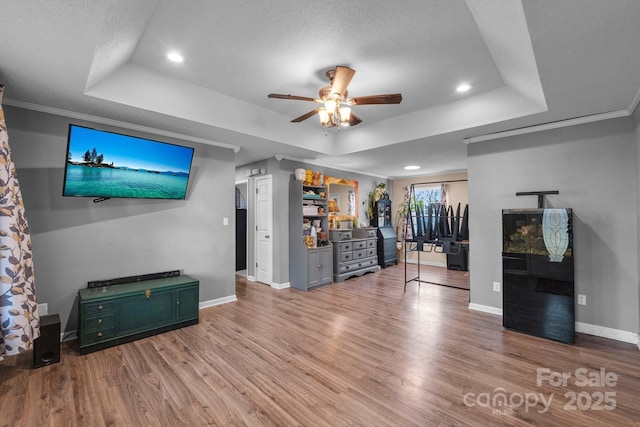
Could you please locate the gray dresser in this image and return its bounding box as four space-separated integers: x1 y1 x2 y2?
329 228 380 282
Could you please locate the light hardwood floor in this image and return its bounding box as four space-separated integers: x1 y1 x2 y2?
403 262 470 290
1 264 639 426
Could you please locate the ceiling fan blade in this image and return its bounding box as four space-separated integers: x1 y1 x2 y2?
349 93 403 105
348 112 363 126
291 108 320 123
330 66 355 97
268 93 318 102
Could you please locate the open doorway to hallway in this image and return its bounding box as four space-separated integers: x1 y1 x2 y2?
235 181 248 277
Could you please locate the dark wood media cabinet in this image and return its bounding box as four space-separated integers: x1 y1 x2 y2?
78 275 199 354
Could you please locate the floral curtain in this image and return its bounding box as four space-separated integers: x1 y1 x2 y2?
399 185 412 240
347 190 355 216
0 84 39 360
440 183 448 206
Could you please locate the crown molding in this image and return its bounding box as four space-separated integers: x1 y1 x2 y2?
3 98 240 152
464 109 630 144
628 84 640 114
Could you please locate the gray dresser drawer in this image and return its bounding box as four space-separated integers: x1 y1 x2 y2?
337 257 378 274
338 241 353 252
340 251 353 262
352 239 367 250
366 238 376 248
352 228 377 238
353 249 367 260
366 247 376 258
329 230 353 241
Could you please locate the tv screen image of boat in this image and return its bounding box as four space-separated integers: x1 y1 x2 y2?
62 124 195 200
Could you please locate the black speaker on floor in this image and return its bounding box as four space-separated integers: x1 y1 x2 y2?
33 314 61 368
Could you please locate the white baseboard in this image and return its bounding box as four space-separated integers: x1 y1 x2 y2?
271 282 290 290
62 330 77 342
468 304 639 347
199 294 237 309
242 277 289 289
575 322 639 345
468 303 503 316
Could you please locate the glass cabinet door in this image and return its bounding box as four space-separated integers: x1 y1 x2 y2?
375 199 392 227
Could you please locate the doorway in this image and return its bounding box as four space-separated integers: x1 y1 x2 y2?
254 175 273 285
235 181 248 276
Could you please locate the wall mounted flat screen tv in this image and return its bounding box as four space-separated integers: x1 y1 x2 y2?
63 124 195 200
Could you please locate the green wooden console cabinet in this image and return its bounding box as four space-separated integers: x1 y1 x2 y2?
78 275 199 354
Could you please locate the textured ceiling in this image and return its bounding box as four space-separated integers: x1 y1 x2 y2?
2 0 640 178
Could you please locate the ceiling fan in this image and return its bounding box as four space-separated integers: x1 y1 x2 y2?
268 66 402 128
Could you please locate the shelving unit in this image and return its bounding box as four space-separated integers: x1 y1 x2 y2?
289 180 333 290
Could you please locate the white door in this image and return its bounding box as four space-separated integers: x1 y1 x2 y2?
255 175 273 285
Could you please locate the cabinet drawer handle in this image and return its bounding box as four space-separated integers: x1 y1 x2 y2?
97 332 103 337
145 289 151 298
176 300 181 305
98 305 103 310
97 319 102 324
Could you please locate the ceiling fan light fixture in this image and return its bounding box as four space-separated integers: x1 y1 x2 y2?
268 65 402 129
339 106 351 122
324 99 337 112
318 108 330 126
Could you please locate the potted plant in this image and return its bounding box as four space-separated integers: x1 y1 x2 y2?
394 186 424 239
367 183 388 223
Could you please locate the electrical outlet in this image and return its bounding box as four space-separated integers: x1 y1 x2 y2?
223 217 229 226
38 302 48 316
493 281 501 292
577 294 587 305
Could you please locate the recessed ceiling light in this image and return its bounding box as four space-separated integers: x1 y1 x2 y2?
456 83 473 93
167 52 184 63
404 165 421 170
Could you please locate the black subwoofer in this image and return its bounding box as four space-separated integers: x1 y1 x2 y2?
33 313 61 368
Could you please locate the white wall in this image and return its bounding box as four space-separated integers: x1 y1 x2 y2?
6 106 237 333
467 116 639 335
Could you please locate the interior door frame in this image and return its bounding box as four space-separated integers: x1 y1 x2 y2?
254 174 273 285
235 179 248 275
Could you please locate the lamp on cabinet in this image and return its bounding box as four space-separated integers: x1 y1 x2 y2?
328 199 340 229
